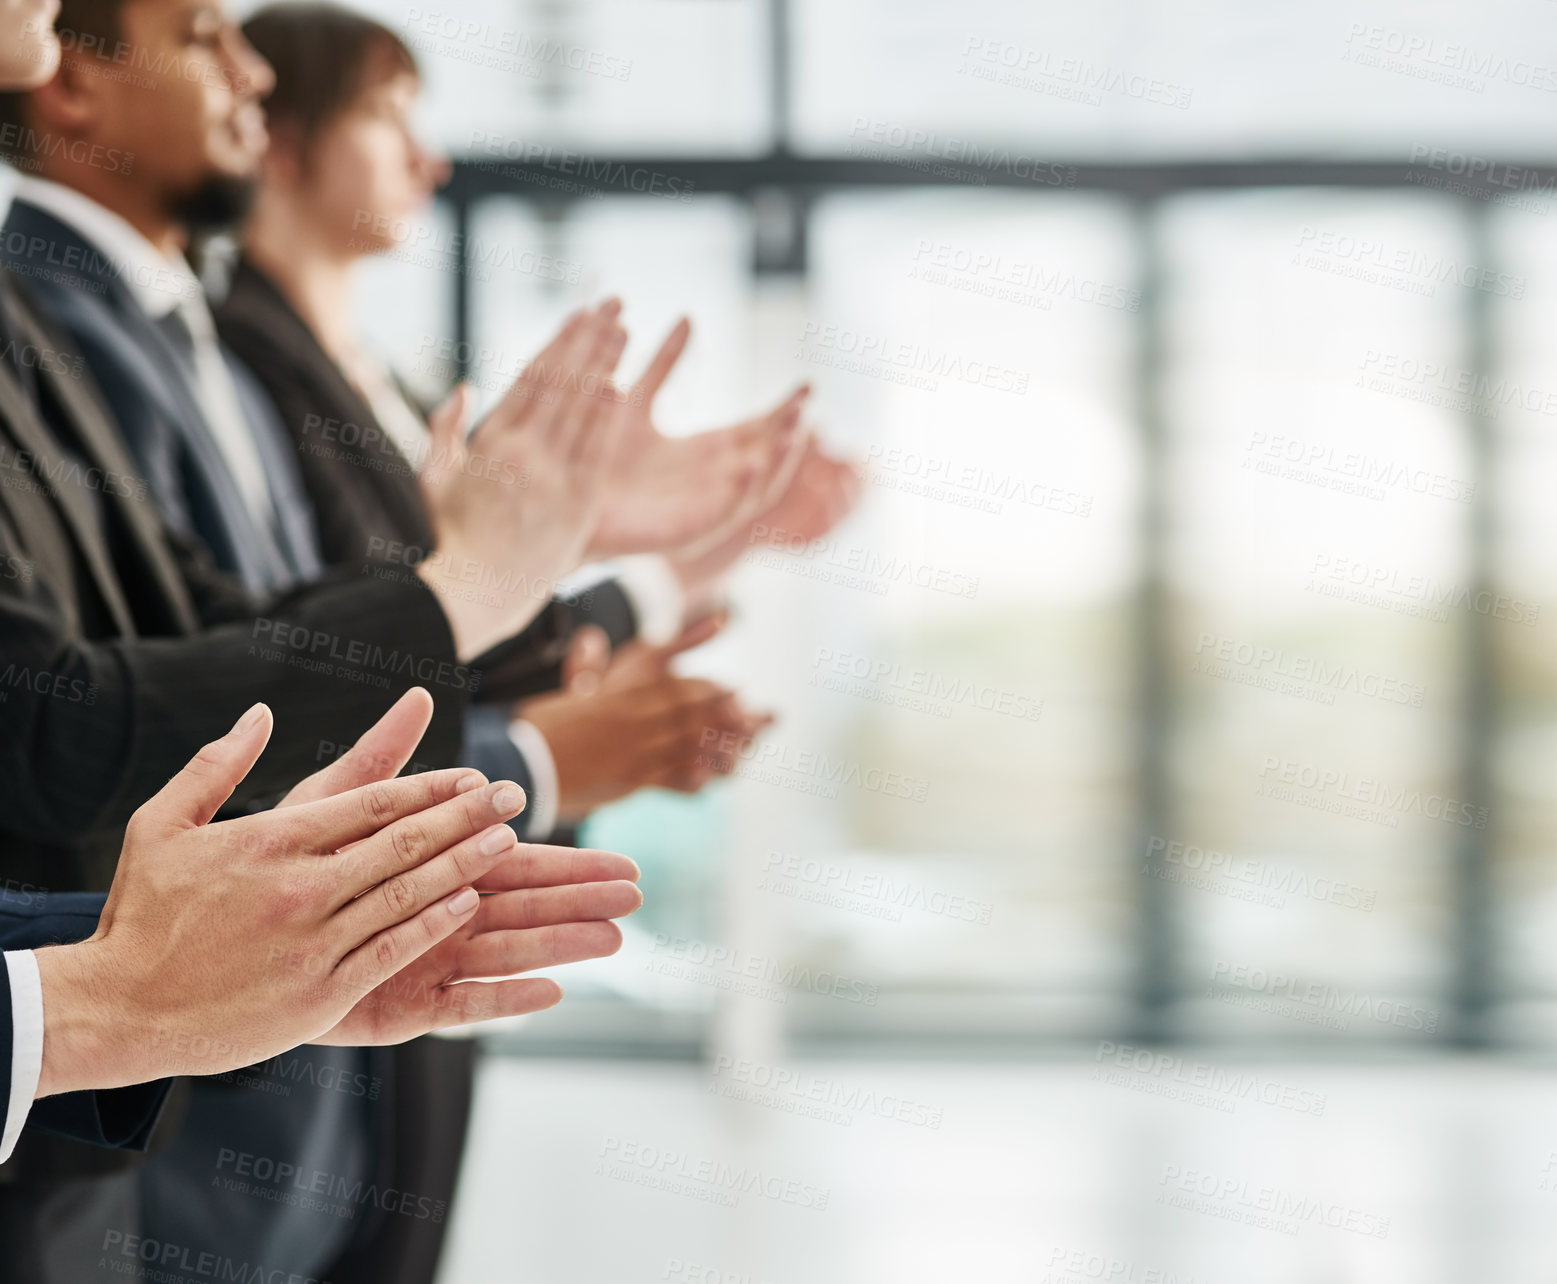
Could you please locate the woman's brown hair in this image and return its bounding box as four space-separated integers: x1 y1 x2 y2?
242 3 418 153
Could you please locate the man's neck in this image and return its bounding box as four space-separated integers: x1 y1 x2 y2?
34 162 186 260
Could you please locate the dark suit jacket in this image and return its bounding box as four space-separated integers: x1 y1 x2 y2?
0 273 469 894
0 199 320 594
215 257 644 675
0 890 170 1153
0 266 467 1213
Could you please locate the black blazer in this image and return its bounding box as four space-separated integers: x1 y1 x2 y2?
0 890 170 1153
215 257 644 684
0 269 469 1203
0 200 322 593
0 272 470 895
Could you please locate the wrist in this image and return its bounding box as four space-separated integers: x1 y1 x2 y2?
33 940 136 1097
417 552 549 661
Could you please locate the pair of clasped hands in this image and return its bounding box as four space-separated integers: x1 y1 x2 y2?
34 687 640 1100
414 299 859 660
25 299 868 1105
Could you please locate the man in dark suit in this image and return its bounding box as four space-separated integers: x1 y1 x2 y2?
0 261 632 1276
0 27 753 1284
0 6 637 1277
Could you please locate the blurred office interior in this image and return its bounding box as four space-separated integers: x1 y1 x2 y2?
214 1 1557 1278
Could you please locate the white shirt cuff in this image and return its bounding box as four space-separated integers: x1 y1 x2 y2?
2 950 42 1162
506 719 560 840
611 555 686 647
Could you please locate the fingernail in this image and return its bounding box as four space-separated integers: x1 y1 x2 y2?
447 888 480 916
492 784 526 813
236 703 266 732
480 825 516 856
455 773 485 794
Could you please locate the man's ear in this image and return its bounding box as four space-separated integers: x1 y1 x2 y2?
27 49 110 140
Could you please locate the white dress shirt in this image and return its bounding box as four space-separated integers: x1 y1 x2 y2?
2 949 43 1162
12 177 280 535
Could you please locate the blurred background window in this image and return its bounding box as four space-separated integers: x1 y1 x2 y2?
283 0 1557 1061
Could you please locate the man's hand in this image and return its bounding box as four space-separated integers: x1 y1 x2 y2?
418 302 629 660
32 702 530 1096
585 318 810 560
312 844 642 1043
670 434 864 617
282 687 644 1038
521 670 770 822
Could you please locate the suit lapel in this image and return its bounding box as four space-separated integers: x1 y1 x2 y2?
0 313 137 634
4 276 199 633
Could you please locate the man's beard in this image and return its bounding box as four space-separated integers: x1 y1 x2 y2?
168 173 257 235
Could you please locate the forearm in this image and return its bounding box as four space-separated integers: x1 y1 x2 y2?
32 940 135 1097
0 570 468 846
